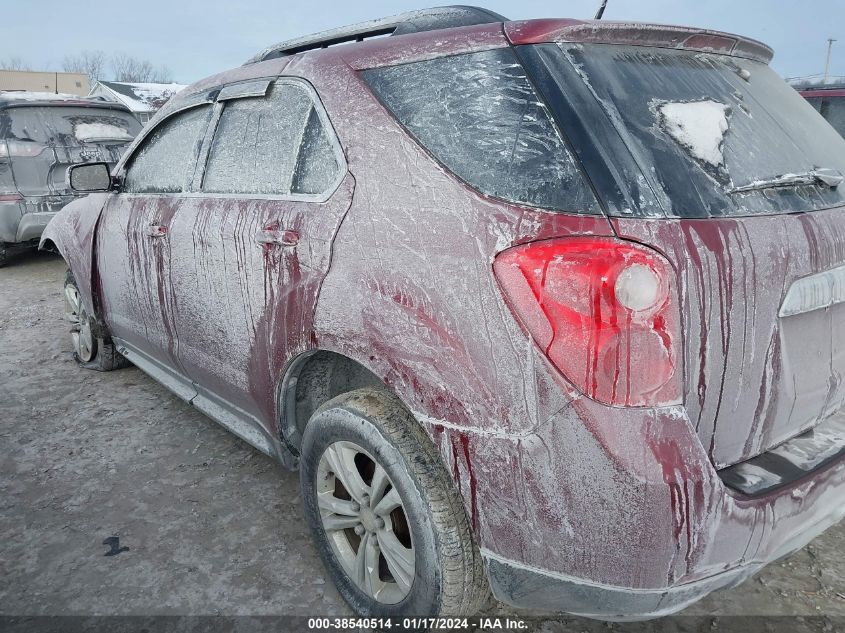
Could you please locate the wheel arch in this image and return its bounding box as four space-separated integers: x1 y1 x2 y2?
39 195 108 321
277 349 391 460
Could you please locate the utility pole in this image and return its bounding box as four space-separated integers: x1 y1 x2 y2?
824 38 837 83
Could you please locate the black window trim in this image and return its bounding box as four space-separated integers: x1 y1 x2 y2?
190 76 347 203
513 43 645 219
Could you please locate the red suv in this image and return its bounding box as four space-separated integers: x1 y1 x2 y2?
42 6 845 620
797 81 845 138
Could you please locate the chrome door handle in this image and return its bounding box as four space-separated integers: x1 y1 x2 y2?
255 228 299 247
145 224 167 238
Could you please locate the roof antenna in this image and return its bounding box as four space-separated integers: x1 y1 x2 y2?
595 0 608 19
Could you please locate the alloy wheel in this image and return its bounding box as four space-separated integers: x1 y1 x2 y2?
64 283 95 362
316 440 415 604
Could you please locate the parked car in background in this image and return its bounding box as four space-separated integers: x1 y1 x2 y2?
796 82 845 138
0 92 140 266
42 5 845 622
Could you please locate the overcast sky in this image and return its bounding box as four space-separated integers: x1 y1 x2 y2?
4 0 844 84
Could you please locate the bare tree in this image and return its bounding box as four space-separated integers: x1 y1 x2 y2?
1 56 31 71
110 53 173 83
62 50 107 84
153 64 174 83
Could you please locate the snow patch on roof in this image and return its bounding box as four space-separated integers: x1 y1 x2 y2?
93 81 187 113
0 91 91 102
657 100 730 167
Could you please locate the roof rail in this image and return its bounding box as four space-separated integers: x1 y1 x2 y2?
245 5 509 64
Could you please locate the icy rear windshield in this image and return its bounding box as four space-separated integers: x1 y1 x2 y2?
0 106 141 147
543 44 845 218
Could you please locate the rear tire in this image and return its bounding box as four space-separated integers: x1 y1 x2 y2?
300 387 489 619
0 244 7 268
64 270 129 371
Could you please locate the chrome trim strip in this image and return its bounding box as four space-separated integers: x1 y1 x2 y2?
780 262 845 317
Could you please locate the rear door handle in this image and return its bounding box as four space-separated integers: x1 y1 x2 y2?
255 228 299 247
145 224 167 238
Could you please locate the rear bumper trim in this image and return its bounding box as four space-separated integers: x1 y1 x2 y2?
483 550 750 620
16 211 59 242
719 411 845 496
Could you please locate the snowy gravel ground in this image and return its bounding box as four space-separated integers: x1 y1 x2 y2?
1 250 843 632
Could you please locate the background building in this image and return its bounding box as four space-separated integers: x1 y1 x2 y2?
0 69 89 95
89 80 186 124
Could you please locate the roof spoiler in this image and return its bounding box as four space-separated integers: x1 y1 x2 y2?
0 97 134 113
245 5 508 64
506 19 775 65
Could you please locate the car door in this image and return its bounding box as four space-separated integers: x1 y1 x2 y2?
165 78 352 441
97 103 213 399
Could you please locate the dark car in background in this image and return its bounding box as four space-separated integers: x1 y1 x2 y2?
796 81 845 137
42 5 845 622
0 92 140 265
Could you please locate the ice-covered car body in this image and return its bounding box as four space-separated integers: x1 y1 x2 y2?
798 82 845 138
42 6 845 619
0 92 140 264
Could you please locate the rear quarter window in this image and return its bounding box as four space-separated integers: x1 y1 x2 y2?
361 48 600 214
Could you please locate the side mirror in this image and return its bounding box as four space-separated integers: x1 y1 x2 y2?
68 162 112 193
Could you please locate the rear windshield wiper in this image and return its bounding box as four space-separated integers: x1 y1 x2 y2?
728 168 844 194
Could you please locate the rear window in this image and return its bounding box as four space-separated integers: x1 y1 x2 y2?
362 48 600 214
535 44 845 218
0 106 140 146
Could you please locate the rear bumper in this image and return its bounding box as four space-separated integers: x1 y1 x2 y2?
484 476 845 619
428 392 845 619
0 195 75 243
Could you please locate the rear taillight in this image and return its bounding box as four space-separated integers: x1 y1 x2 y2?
493 237 682 407
0 140 48 159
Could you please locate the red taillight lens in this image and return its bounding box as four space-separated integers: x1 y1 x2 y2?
0 140 48 158
493 237 682 407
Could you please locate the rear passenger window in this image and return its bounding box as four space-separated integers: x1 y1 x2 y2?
124 106 211 194
362 48 599 213
202 82 341 196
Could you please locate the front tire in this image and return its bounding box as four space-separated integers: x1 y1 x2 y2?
64 270 129 371
300 387 489 619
